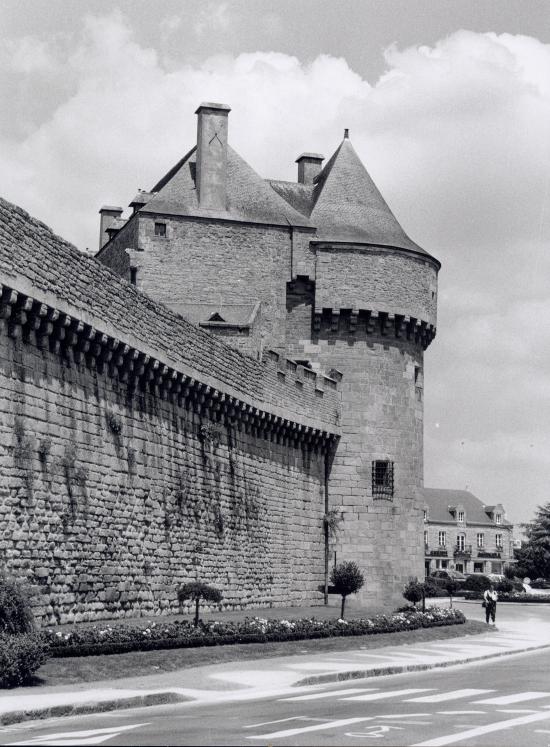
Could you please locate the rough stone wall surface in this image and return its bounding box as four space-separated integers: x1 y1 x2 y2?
0 331 327 625
96 217 138 281
133 215 292 356
290 320 426 608
316 246 438 325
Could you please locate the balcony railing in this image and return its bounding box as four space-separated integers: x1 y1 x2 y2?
477 550 502 558
454 545 472 558
426 546 448 557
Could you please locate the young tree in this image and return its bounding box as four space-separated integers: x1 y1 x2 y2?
177 582 222 627
515 503 550 579
445 578 460 609
403 580 425 611
331 561 365 619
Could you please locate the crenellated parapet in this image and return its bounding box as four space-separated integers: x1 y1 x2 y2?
312 308 436 350
0 282 339 452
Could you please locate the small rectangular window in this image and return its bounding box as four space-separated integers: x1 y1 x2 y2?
495 533 502 549
154 222 167 237
457 534 465 551
372 460 394 500
424 530 428 546
423 508 428 521
457 511 465 522
130 267 137 285
495 513 502 524
438 531 446 547
477 533 484 548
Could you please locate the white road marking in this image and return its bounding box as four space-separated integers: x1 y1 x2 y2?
342 688 434 702
436 710 486 715
243 716 314 729
6 723 149 746
379 714 432 719
279 688 376 701
497 708 539 713
475 691 550 705
406 689 494 703
413 710 550 746
246 717 373 740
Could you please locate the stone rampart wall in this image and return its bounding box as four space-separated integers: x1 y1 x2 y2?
0 307 331 626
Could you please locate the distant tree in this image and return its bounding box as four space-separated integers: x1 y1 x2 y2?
177 582 222 627
331 561 365 619
515 503 550 580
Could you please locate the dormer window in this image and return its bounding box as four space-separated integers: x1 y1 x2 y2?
423 508 428 521
457 510 465 522
495 513 502 525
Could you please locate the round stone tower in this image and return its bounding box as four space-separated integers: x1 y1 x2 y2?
283 132 440 609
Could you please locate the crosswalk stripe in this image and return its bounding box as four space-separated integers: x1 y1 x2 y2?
405 689 494 703
475 691 550 705
245 717 373 740
341 688 433 702
280 688 377 701
413 710 550 746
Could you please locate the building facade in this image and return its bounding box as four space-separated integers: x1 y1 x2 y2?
423 488 514 576
0 101 441 623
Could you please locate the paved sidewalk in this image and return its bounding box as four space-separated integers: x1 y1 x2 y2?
2 601 550 725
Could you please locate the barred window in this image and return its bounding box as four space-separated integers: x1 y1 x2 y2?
372 460 394 499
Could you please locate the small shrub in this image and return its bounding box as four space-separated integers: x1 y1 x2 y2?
463 574 492 592
495 578 514 594
105 409 123 436
0 633 50 687
177 582 223 627
403 580 424 608
323 508 343 537
422 578 442 597
0 577 35 635
331 561 365 619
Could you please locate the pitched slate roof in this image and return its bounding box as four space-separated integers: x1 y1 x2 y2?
270 137 434 258
309 138 428 252
422 488 512 527
141 146 311 229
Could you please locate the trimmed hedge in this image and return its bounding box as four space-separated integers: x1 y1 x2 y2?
465 591 550 603
44 607 466 658
0 633 50 688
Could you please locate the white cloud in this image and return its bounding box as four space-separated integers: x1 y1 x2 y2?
0 14 549 523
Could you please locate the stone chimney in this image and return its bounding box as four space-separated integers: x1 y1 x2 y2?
296 153 324 185
98 206 123 250
195 102 231 211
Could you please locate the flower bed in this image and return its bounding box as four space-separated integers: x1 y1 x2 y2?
44 607 466 658
464 592 550 602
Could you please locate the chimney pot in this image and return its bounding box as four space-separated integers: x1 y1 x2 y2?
195 102 231 211
295 153 324 185
344 128 349 139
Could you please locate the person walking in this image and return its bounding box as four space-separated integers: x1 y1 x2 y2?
483 584 498 625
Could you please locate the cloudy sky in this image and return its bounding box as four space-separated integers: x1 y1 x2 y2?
1 0 549 525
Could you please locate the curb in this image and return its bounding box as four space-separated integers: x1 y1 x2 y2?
0 691 189 727
294 642 550 687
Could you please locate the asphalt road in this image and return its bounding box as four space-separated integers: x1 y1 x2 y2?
4 646 550 747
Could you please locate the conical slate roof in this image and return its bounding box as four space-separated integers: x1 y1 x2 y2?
142 146 311 229
309 138 427 253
